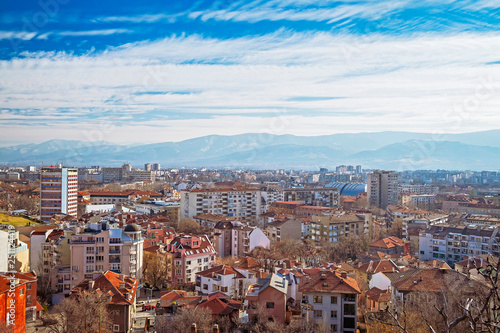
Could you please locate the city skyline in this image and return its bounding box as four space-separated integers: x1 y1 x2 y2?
1 0 500 145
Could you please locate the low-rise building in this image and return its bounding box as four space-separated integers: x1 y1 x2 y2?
71 271 139 333
245 273 288 325
164 234 216 287
299 270 361 333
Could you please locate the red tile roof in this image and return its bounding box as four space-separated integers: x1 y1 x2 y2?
299 270 360 294
369 237 406 249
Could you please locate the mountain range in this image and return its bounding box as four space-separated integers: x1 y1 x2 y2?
2 130 500 170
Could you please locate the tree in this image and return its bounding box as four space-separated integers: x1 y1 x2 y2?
388 219 403 238
47 291 113 333
177 218 205 235
143 251 169 289
155 308 212 333
9 195 39 215
35 251 54 304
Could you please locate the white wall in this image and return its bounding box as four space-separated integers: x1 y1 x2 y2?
0 231 9 271
369 272 391 290
249 228 270 251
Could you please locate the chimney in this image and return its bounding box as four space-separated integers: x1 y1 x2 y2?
88 281 95 290
213 324 220 333
340 272 347 279
191 323 197 333
320 272 326 280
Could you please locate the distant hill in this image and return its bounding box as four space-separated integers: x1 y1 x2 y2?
1 130 500 170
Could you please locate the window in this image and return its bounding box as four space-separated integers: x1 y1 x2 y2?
113 324 120 332
331 324 338 332
313 310 322 318
266 302 274 309
204 257 208 262
203 284 208 290
344 304 356 316
97 237 104 243
331 296 337 304
221 286 228 292
187 261 191 265
331 310 337 318
313 296 323 303
27 283 31 290
198 259 202 264
20 288 24 295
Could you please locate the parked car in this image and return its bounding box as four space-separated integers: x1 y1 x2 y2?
136 301 145 307
143 304 156 311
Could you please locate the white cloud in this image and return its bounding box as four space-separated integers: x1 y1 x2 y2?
1 30 500 143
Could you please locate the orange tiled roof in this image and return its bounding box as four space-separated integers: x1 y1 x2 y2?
299 270 360 294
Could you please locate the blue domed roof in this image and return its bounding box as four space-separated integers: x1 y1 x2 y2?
326 182 367 196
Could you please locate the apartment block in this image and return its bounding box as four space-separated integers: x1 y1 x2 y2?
70 223 144 286
398 184 439 195
213 221 270 258
180 188 262 224
282 188 339 207
310 213 373 243
40 166 78 221
367 171 399 209
419 224 500 265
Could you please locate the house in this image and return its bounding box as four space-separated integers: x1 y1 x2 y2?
299 270 361 333
366 287 391 312
385 268 482 306
164 234 216 286
355 259 400 283
245 273 288 325
157 290 200 314
369 237 409 255
196 265 257 300
70 271 138 333
196 293 242 321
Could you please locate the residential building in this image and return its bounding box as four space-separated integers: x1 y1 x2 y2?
70 271 138 333
385 268 481 306
282 188 339 207
40 166 78 221
398 185 439 195
164 234 216 287
266 219 302 243
419 224 500 265
195 264 258 300
367 171 399 209
213 221 270 258
400 194 436 211
369 237 409 255
0 272 39 333
299 270 361 333
180 188 262 224
245 273 288 325
0 229 30 273
310 213 372 243
70 223 144 286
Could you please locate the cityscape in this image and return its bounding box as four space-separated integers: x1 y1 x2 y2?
1 0 500 333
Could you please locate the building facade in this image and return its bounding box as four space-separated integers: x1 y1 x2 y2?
40 166 78 221
180 188 262 224
70 223 144 286
367 171 399 209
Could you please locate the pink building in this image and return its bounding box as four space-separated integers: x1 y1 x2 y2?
143 224 175 248
164 234 216 287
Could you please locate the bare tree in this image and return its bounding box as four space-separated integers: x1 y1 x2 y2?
47 291 113 333
143 251 170 289
155 308 212 333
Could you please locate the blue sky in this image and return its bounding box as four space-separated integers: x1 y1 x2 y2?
1 0 500 145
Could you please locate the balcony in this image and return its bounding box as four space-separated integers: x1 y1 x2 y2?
71 239 96 245
109 258 121 264
109 249 121 254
